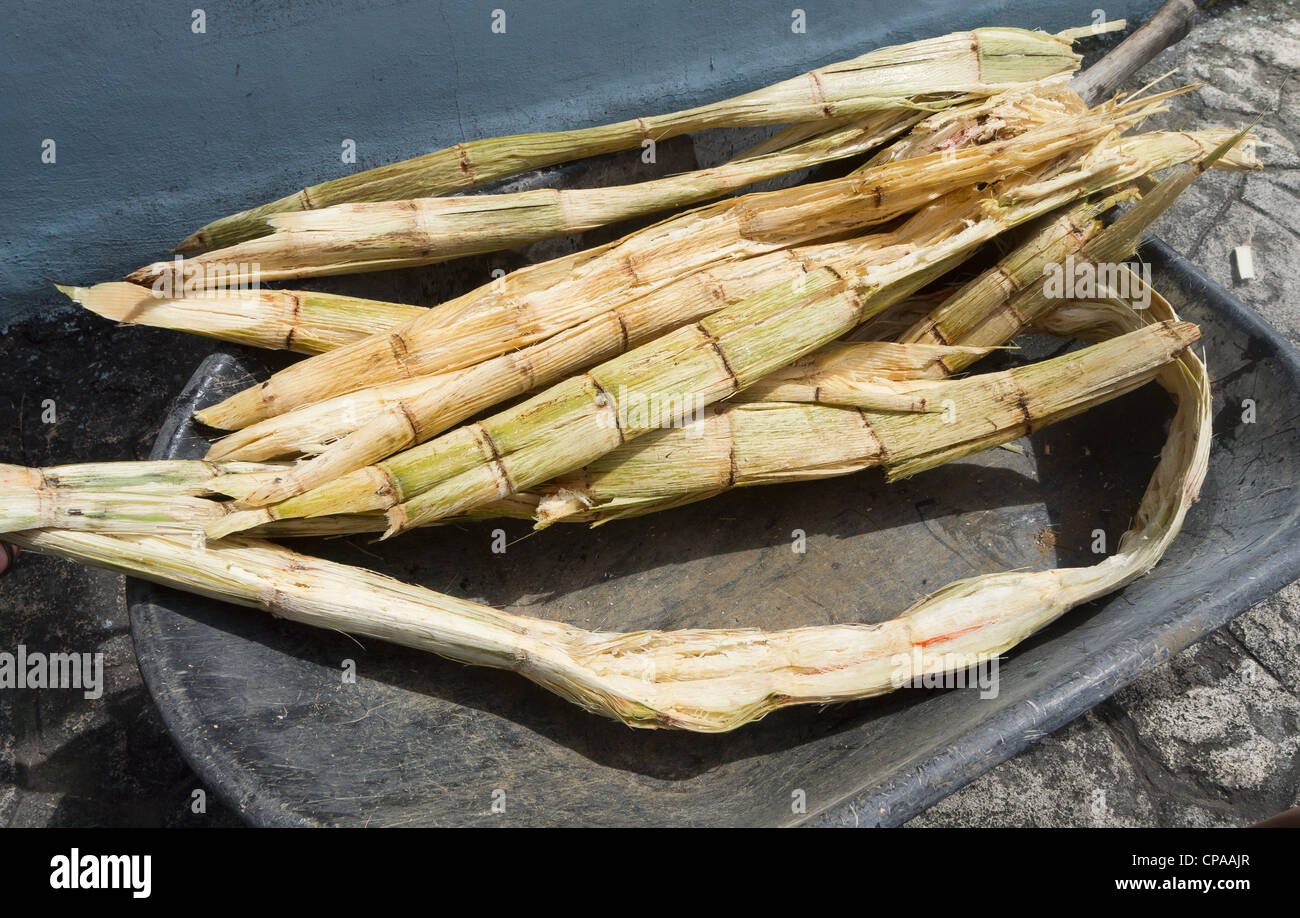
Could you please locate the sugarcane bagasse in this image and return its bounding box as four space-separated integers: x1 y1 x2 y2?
7 20 1259 731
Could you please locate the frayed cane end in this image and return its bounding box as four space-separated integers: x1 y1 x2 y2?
192 405 229 430
206 508 273 541
201 436 239 461
380 506 408 540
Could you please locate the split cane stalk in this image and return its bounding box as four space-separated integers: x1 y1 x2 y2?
174 26 1090 254
197 311 984 463
199 194 1118 534
202 103 1178 503
0 319 1196 539
2 288 1208 731
514 129 1250 521
55 283 426 355
140 78 1096 288
139 109 924 287
206 208 1008 500
205 121 1251 529
197 82 1075 462
899 126 1259 369
0 460 281 535
189 96 1135 433
79 83 1074 357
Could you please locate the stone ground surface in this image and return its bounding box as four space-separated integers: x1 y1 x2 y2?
1 1 1298 827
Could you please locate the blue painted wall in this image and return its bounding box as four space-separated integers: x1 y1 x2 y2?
0 0 1159 325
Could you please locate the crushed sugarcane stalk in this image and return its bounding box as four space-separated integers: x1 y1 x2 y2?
1 283 1209 732
139 109 924 286
173 26 1091 254
202 315 989 464
0 460 283 535
728 341 995 411
0 315 1188 538
55 283 426 355
2 16 1250 737
186 93 1148 432
523 320 1198 525
900 125 1260 370
197 107 1229 504
502 135 1242 524
204 122 1253 532
510 131 1244 525
135 78 1102 289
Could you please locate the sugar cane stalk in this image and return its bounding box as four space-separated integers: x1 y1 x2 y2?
0 337 986 536
55 283 426 355
137 79 1097 289
3 303 1208 732
204 177 1129 537
0 322 1136 538
527 320 1198 524
185 206 1098 463
518 129 1249 521
190 100 1132 432
899 125 1260 370
204 315 987 463
201 95 1096 460
207 120 1251 521
0 460 282 535
138 109 924 287
175 27 1088 254
206 206 999 501
203 103 1180 501
728 340 994 411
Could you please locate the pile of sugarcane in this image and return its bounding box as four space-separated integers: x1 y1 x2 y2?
6 20 1260 731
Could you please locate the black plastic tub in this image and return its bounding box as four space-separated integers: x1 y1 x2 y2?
128 239 1300 826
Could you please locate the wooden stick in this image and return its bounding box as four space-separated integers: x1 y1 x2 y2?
1069 0 1197 105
